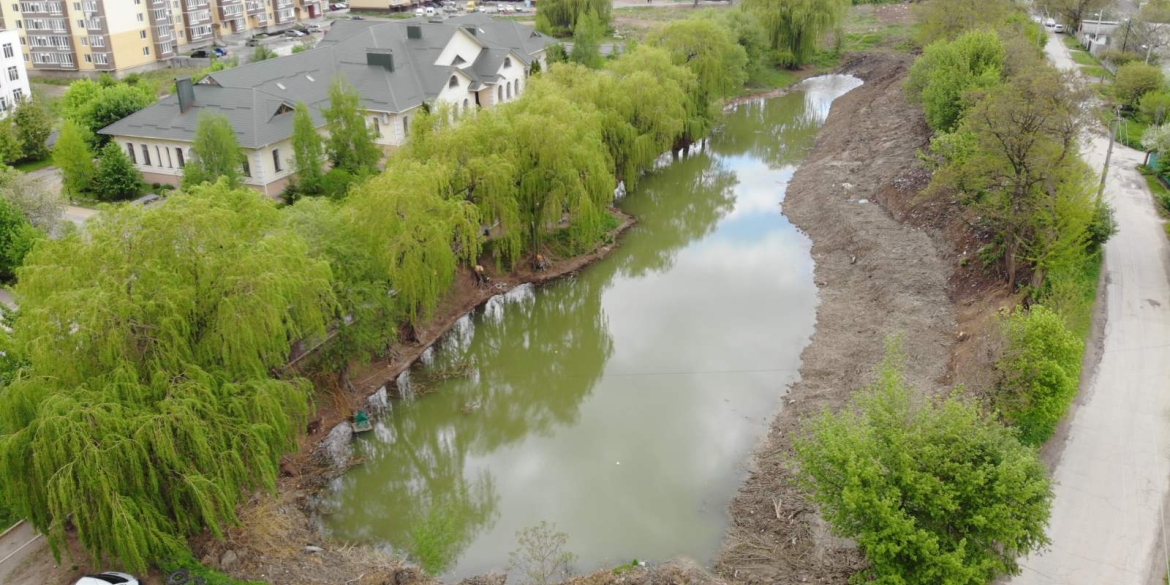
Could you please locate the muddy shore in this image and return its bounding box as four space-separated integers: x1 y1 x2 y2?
715 52 962 584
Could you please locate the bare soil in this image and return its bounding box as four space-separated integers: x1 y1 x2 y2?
715 51 984 584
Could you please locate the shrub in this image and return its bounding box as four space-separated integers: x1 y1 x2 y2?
795 340 1053 584
319 167 356 200
92 142 146 201
906 30 1006 131
1139 90 1170 124
996 305 1083 444
0 196 40 281
1114 62 1165 108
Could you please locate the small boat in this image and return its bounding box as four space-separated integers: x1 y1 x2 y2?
351 410 373 434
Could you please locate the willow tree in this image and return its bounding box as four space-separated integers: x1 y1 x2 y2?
0 181 336 573
743 0 848 67
492 88 614 254
647 18 748 104
535 0 611 37
343 162 481 325
182 113 243 189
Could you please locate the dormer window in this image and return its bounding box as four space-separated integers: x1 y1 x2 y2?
503 57 511 68
453 55 466 66
449 75 459 88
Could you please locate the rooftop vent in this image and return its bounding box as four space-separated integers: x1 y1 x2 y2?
276 82 286 90
407 24 421 39
306 74 315 82
366 48 395 71
176 76 195 113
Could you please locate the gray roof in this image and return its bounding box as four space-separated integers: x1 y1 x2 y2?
100 14 555 148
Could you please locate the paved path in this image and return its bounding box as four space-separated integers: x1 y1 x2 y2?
0 522 44 585
1006 32 1170 585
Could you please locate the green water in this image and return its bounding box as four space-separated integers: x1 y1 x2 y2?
323 75 863 578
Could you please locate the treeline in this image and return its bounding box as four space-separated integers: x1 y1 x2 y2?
0 12 757 575
793 1 1114 583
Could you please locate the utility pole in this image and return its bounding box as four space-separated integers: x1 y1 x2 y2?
1122 18 1132 51
1098 105 1121 205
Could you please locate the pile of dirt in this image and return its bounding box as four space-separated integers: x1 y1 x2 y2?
715 52 962 584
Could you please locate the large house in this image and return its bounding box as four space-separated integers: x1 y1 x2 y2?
100 14 554 195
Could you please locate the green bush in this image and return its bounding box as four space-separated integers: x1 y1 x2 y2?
1139 91 1170 124
996 305 1083 445
1114 62 1165 109
159 551 267 585
795 341 1053 584
906 30 1006 132
319 167 356 200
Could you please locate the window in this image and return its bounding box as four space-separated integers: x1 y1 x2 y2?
463 98 468 111
12 88 22 103
18 37 24 45
126 143 136 163
134 0 140 3
80 36 86 45
15 20 21 28
0 97 9 112
142 46 149 55
241 156 250 177
89 35 103 46
402 115 409 135
156 145 163 168
140 144 151 166
2 44 12 58
136 12 143 21
84 53 90 62
72 1 78 8
497 86 502 102
8 67 18 82
175 147 184 168
506 83 511 100
448 75 458 88
93 52 107 64
503 56 511 68
139 30 146 39
76 19 83 28
10 3 16 11
272 148 281 172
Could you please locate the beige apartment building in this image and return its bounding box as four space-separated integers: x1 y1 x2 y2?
0 0 324 76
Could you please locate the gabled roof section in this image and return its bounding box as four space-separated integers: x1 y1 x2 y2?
99 15 556 145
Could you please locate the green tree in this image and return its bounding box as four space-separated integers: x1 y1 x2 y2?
0 182 336 573
742 0 849 66
928 68 1095 289
535 0 611 37
0 196 39 281
0 118 23 165
322 77 381 174
915 0 1012 44
61 81 157 146
182 113 243 189
53 119 96 198
92 142 145 201
1114 61 1165 108
0 165 63 231
11 99 52 162
569 9 604 69
794 341 1053 584
1138 90 1170 124
291 102 325 196
996 305 1084 444
1037 0 1114 32
251 44 278 62
906 29 1007 132
647 18 749 102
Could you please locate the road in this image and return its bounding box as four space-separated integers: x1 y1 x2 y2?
1006 32 1170 585
0 522 46 585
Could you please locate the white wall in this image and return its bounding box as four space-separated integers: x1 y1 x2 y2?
114 134 297 194
0 29 30 119
435 28 482 69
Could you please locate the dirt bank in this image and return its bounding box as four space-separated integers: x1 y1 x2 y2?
715 52 961 584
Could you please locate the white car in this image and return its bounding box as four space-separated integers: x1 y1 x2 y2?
76 573 140 585
425 6 436 15
1044 18 1055 27
414 7 424 15
502 4 514 12
1054 24 1065 33
284 29 306 37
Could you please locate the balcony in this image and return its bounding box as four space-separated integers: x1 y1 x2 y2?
245 0 262 13
154 25 174 41
184 9 210 23
81 1 97 12
183 0 208 9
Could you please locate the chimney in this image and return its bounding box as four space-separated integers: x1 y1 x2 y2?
176 76 195 114
407 24 421 39
366 48 395 72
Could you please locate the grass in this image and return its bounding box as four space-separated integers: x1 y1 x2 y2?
1062 35 1083 50
1139 164 1170 217
1070 50 1100 66
13 158 52 173
1081 66 1112 81
735 66 799 97
1099 109 1148 149
1043 251 1103 341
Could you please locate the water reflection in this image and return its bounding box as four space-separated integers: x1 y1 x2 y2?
324 75 863 578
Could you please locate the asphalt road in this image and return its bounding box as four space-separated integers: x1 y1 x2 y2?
1006 32 1170 585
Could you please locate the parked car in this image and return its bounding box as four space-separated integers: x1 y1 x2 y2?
213 46 228 56
1054 23 1065 33
190 49 211 58
305 24 323 32
502 4 514 12
284 29 306 37
414 7 424 16
425 6 436 16
76 573 140 585
350 15 363 19
329 2 347 8
1044 18 1055 27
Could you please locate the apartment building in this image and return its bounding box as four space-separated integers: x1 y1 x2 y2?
100 15 553 195
0 29 30 117
0 0 325 76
